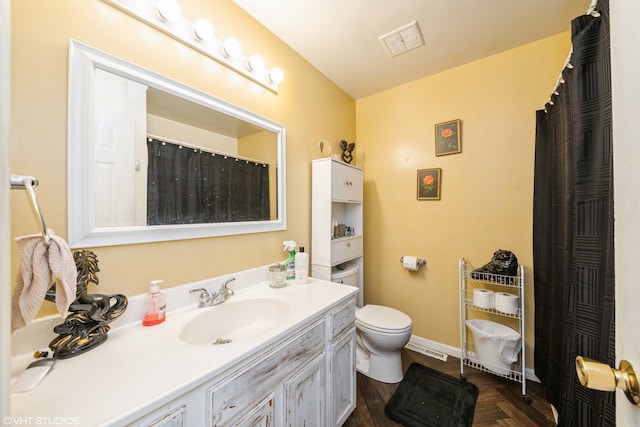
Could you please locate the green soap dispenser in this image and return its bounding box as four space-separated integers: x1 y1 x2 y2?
282 241 297 281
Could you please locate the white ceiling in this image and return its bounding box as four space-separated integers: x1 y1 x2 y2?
233 0 592 99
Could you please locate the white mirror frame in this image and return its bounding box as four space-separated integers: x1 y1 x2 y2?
67 40 286 248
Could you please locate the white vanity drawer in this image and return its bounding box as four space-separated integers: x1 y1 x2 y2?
330 236 362 265
327 299 355 341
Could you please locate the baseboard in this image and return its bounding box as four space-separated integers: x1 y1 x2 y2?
406 335 540 383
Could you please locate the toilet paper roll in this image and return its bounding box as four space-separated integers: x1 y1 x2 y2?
473 289 495 309
402 256 419 271
494 292 519 315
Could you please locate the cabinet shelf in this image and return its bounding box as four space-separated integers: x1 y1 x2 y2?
331 199 362 204
331 235 361 242
461 350 524 382
463 270 522 287
462 294 522 318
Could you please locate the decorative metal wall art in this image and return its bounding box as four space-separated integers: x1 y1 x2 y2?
340 140 355 164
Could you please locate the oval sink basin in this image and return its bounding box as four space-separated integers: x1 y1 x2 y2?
179 298 290 345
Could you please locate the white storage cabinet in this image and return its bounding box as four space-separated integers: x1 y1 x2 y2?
311 159 363 306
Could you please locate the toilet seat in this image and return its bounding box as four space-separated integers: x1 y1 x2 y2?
356 305 412 334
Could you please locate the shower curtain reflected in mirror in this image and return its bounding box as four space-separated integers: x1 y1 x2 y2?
147 139 270 225
533 0 614 425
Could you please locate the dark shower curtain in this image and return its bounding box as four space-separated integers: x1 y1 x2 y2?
533 1 614 425
146 138 270 225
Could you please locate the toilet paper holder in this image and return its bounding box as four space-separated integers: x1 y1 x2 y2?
399 256 427 266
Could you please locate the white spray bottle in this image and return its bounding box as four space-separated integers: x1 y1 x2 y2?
282 241 297 281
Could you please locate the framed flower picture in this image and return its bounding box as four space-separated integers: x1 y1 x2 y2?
417 168 441 200
435 119 461 156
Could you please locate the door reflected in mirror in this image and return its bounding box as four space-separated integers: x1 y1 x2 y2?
68 40 286 247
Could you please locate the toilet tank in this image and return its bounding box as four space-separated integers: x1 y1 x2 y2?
331 263 359 287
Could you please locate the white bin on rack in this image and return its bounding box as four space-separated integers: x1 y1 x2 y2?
466 319 521 375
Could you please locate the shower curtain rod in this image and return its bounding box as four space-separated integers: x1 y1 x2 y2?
9 174 50 244
546 0 601 108
147 134 268 167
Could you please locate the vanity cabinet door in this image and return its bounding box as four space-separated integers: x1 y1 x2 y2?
128 397 195 427
284 354 326 427
146 406 186 427
231 393 275 427
328 327 356 426
208 320 325 426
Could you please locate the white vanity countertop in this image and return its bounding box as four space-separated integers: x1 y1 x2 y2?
10 270 357 426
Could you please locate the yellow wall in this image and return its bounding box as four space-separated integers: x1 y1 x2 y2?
9 0 355 309
356 32 571 368
10 0 572 370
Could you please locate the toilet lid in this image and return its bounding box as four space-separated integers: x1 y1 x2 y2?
356 305 412 332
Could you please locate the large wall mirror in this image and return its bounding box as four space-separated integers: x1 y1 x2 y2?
68 40 286 248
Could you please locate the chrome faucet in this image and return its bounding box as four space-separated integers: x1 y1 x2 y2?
190 278 236 308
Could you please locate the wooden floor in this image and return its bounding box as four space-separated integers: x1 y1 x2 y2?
343 348 557 427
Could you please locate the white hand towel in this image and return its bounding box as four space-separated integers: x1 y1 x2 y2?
12 229 78 332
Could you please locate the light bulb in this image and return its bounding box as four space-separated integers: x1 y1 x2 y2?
247 54 265 71
269 67 284 84
156 0 181 23
193 18 214 41
223 38 242 58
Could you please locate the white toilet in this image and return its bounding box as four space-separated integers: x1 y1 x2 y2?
332 263 412 383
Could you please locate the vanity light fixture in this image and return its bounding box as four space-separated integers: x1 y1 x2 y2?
247 54 265 72
101 0 284 93
193 18 214 41
223 37 242 58
269 67 284 85
156 0 181 22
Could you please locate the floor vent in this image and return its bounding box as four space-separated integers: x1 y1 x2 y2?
405 342 448 362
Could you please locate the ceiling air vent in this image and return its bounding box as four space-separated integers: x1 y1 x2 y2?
379 20 424 58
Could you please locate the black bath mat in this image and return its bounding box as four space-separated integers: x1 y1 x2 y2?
384 363 479 427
